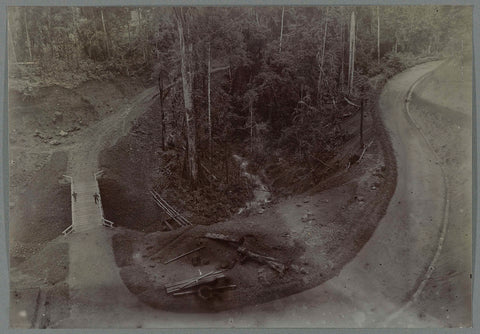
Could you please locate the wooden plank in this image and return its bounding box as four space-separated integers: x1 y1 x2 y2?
163 246 205 264
167 274 225 294
165 269 226 289
152 190 191 226
150 190 192 226
237 246 286 274
151 192 186 227
205 232 240 243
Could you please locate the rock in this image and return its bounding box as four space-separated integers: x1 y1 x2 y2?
296 204 302 207
59 130 68 137
218 259 235 269
371 186 377 190
300 267 309 275
49 140 60 146
257 208 265 214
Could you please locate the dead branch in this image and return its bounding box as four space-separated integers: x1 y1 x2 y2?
358 140 374 163
344 96 360 107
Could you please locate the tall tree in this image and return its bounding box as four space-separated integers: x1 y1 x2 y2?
100 9 110 58
317 8 328 106
23 7 32 61
175 8 198 185
377 6 380 63
279 7 285 52
348 10 356 95
207 42 212 160
7 12 18 63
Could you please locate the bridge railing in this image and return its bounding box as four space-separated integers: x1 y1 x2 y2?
62 175 75 236
94 170 115 228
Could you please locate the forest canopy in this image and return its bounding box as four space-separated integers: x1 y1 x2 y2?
8 6 472 186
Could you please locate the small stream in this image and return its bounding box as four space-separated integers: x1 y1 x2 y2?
233 154 271 214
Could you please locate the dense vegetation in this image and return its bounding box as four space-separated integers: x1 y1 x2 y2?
8 6 472 190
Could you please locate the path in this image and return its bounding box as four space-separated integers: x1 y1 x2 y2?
68 175 103 233
57 87 158 327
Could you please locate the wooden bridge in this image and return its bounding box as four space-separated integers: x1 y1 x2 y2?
62 170 113 235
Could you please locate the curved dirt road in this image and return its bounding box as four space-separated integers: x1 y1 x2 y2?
57 61 464 328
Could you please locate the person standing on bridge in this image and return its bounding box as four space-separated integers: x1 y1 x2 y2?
72 191 77 202
93 192 99 204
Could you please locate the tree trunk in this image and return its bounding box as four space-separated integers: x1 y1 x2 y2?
250 100 253 153
225 143 230 185
377 6 380 63
348 11 356 96
279 7 285 52
340 17 345 89
101 10 110 58
48 8 55 58
158 75 166 150
127 20 131 46
7 13 18 63
207 42 212 160
461 39 464 81
317 8 328 106
360 99 364 147
71 7 80 68
176 9 198 185
23 7 32 61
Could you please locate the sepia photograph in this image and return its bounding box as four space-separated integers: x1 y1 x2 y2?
6 4 473 329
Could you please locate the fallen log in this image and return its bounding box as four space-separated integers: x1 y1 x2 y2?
358 140 374 163
237 246 286 274
164 246 205 264
344 96 360 107
204 232 240 243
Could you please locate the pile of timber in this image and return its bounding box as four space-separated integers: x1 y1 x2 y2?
151 190 192 228
165 269 227 295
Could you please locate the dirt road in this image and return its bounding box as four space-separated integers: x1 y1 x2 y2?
54 60 470 328
56 87 159 327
